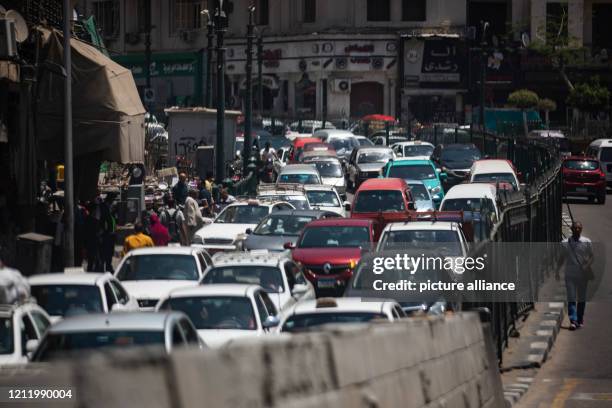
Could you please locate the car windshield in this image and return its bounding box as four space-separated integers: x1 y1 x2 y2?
358 151 392 163
312 162 342 177
408 184 431 201
403 145 434 157
330 138 359 153
441 198 491 212
202 266 284 293
473 173 517 189
600 147 612 162
441 147 481 162
254 214 316 236
378 230 462 255
0 318 13 355
299 226 370 248
306 191 340 207
281 312 385 332
160 296 256 330
216 205 270 224
116 254 199 281
358 138 374 146
389 164 436 180
564 160 599 170
31 285 104 317
37 331 165 361
278 174 320 184
353 190 405 212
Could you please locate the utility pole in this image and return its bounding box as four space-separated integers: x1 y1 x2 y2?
144 0 152 110
63 0 74 267
244 5 256 173
479 21 489 131
203 10 215 108
215 0 227 183
257 33 264 117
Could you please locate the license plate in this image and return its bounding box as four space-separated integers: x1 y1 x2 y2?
576 187 588 192
318 279 336 288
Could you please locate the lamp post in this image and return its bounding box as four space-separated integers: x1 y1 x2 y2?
215 0 227 183
256 31 264 117
201 10 215 108
244 5 256 174
63 0 74 267
479 21 489 131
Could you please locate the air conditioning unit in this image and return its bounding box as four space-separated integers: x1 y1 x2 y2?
0 19 17 59
180 31 197 43
333 79 351 94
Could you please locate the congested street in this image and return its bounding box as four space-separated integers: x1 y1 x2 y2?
1 1 612 407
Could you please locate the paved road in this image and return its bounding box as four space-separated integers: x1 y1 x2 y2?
517 197 612 408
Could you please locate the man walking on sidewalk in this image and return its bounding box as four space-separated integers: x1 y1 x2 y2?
563 221 594 331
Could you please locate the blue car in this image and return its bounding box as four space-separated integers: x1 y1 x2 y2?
382 158 446 206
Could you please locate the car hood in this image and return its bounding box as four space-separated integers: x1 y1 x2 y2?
196 329 260 348
120 280 198 301
195 223 256 240
357 163 386 172
292 247 363 265
244 234 298 251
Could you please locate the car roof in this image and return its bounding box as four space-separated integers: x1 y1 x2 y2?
279 164 319 174
315 129 354 136
48 311 182 333
293 137 321 147
211 251 287 266
392 141 434 147
303 184 337 192
124 246 201 256
166 284 261 298
384 221 459 232
29 272 109 286
356 146 393 153
529 130 566 138
304 156 341 164
357 178 407 190
305 218 373 227
267 209 331 217
225 199 288 207
470 160 515 174
443 183 497 200
291 298 390 315
439 143 478 150
588 139 612 147
390 157 432 165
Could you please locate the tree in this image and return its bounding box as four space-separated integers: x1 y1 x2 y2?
538 98 557 128
566 77 610 118
508 89 540 136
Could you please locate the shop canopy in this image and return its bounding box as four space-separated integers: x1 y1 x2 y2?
36 29 146 163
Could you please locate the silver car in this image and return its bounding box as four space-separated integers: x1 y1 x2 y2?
303 157 346 197
277 164 322 185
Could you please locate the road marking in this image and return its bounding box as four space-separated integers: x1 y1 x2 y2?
571 393 612 401
551 378 581 408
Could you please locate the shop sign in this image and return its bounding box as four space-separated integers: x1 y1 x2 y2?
113 52 200 78
420 40 461 82
345 44 375 53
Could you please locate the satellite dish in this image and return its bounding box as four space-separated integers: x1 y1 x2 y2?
521 33 531 48
6 10 29 43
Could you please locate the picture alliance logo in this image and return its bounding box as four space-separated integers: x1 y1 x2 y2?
372 254 488 275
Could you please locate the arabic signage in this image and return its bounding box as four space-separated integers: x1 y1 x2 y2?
263 49 282 68
403 38 463 84
113 52 202 78
345 44 375 53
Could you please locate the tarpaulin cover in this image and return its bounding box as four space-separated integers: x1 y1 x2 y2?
36 29 145 163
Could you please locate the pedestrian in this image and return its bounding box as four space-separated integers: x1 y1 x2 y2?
160 196 184 244
123 222 154 255
172 172 189 205
199 180 214 217
83 202 101 272
204 172 215 193
99 193 117 273
184 189 206 243
260 142 277 162
563 221 594 330
149 214 170 246
218 188 236 210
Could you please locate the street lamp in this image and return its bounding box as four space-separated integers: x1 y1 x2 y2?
479 21 489 131
200 9 215 108
244 4 256 174
255 28 267 118
215 0 228 184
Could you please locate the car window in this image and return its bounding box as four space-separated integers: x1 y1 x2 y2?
21 315 37 354
254 295 269 326
260 292 278 317
116 254 200 281
31 285 104 317
197 253 209 271
179 319 200 345
394 305 405 318
172 323 185 347
283 261 298 290
109 280 130 305
29 311 50 338
104 283 117 311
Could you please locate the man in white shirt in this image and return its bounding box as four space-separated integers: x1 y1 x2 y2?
184 189 206 244
563 221 593 330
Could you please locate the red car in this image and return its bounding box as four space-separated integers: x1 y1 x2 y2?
350 178 416 237
562 156 606 204
287 218 376 294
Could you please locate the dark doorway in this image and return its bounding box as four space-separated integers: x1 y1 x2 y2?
350 82 384 118
593 4 612 50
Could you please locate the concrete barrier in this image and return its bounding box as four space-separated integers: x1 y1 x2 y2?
0 313 506 408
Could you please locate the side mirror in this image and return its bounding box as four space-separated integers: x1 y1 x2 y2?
262 315 280 329
435 167 442 174
283 242 296 250
25 339 39 355
291 283 309 297
111 303 126 312
344 202 352 211
245 228 253 235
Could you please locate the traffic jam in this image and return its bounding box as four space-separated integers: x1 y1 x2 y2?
1 122 608 364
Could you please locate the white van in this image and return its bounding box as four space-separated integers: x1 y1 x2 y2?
527 130 571 157
586 139 612 187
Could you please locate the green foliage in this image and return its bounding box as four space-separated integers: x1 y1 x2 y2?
508 90 540 110
538 98 557 112
566 77 610 113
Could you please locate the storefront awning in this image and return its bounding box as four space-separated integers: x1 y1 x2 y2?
36 29 146 163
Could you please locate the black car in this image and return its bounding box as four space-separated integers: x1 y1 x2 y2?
346 146 395 191
431 143 482 187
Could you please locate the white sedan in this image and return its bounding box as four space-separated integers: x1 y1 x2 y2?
0 302 51 365
114 247 213 310
156 284 280 348
29 272 138 322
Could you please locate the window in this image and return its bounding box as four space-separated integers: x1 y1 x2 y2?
21 315 37 355
257 0 269 25
178 319 200 345
92 0 119 38
254 295 269 326
29 312 50 338
546 2 568 46
104 283 117 311
367 0 390 21
260 292 278 317
304 0 316 23
172 324 185 347
170 0 208 33
109 280 130 305
30 285 104 317
402 0 426 21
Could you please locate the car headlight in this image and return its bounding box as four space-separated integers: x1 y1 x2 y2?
430 186 441 194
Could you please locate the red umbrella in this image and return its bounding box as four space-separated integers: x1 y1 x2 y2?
361 114 397 122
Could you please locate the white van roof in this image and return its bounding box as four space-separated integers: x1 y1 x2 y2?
588 139 612 148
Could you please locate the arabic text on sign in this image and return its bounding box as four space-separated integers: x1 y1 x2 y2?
350 57 371 64
345 44 375 53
